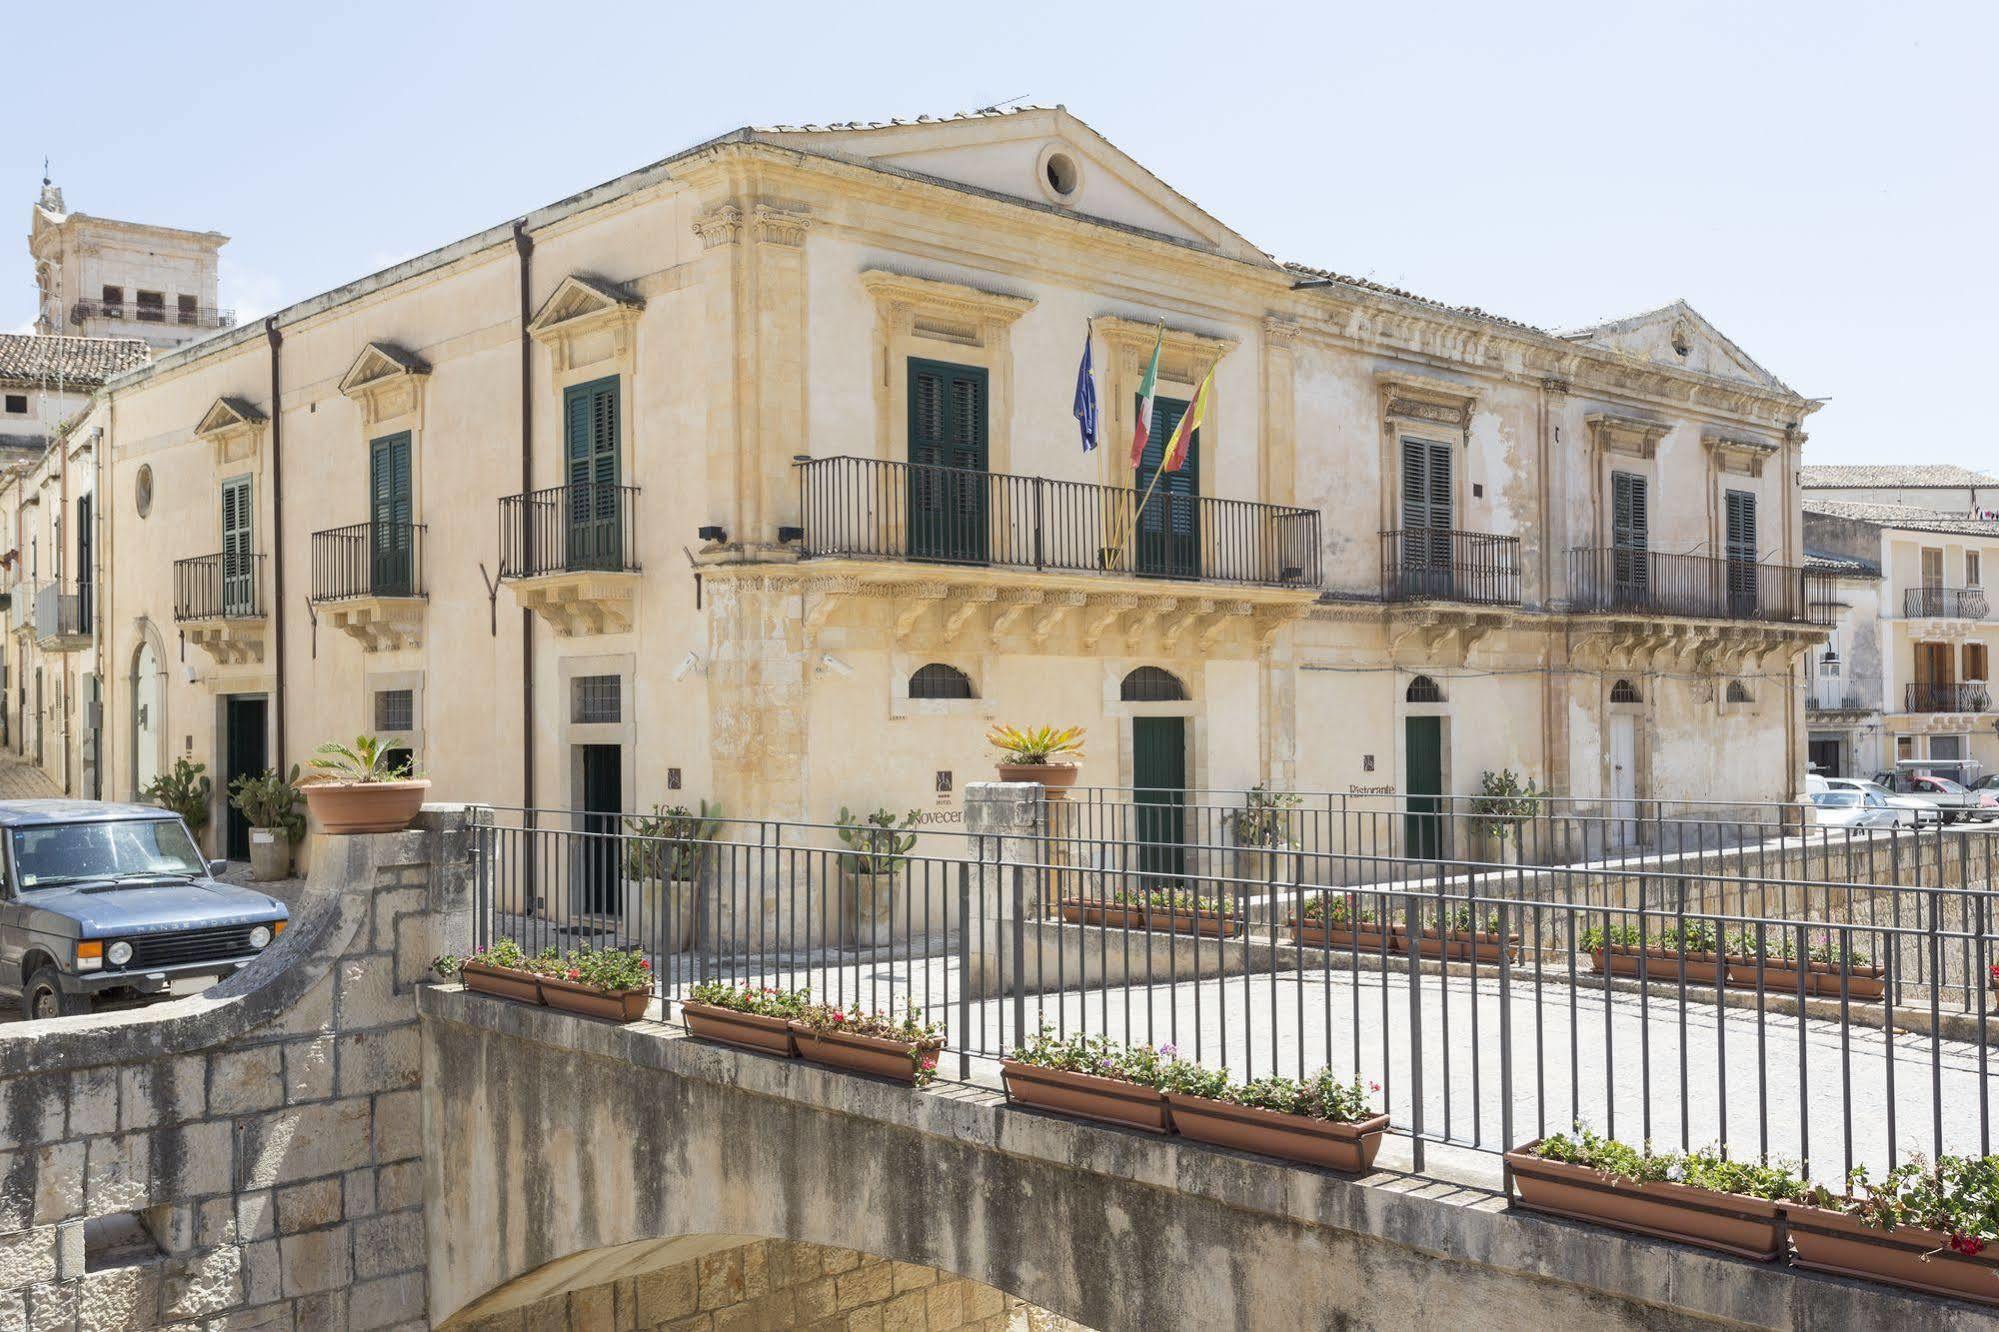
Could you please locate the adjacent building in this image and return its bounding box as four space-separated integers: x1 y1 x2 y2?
20 107 1829 868
1801 546 1883 779
29 178 231 351
1802 464 1999 521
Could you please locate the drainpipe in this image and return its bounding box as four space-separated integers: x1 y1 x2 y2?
513 220 535 812
93 408 108 799
57 426 70 795
266 317 286 772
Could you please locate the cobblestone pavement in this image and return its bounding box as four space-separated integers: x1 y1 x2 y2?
0 750 61 799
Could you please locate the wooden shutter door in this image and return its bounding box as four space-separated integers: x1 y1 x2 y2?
906 360 988 562
370 433 413 594
74 494 92 631
1611 472 1649 604
221 477 253 615
1136 397 1198 578
1725 490 1758 615
564 377 620 569
1398 439 1452 595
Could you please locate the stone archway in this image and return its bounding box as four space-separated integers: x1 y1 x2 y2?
129 616 170 798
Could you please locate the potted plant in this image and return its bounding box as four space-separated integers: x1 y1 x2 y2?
1583 920 1726 986
1162 1064 1390 1172
141 756 213 847
228 765 305 882
987 723 1086 798
1062 886 1237 937
301 735 429 834
540 945 655 1022
680 981 808 1055
622 800 719 952
1470 768 1541 865
1782 1154 1999 1305
1411 904 1521 964
1230 784 1301 883
1289 893 1399 953
1000 1028 1173 1133
1506 1126 1801 1262
437 940 545 1005
836 806 922 945
1724 930 1886 1001
790 1000 945 1084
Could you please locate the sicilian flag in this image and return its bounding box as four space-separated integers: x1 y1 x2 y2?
1128 325 1164 467
1072 325 1098 451
1164 365 1212 472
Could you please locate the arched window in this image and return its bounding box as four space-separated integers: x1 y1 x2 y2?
909 663 975 700
1405 675 1443 704
1726 680 1753 704
1610 678 1642 704
1120 667 1187 702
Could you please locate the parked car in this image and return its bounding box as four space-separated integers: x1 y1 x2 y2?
0 802 290 1020
1809 789 1904 829
1871 770 1987 823
1822 777 1939 826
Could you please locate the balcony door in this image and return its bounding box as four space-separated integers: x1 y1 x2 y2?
907 359 988 563
1915 640 1954 711
1136 396 1199 579
563 376 621 571
1725 490 1758 616
220 476 254 616
1398 438 1451 597
369 432 414 595
1611 471 1649 606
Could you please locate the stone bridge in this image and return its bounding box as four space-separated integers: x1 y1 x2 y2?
0 810 1984 1331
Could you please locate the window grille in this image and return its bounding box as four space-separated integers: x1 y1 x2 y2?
573 674 621 724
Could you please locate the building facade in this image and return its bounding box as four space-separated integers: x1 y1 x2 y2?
1802 548 1883 779
28 107 1826 860
30 179 231 351
1802 464 1999 520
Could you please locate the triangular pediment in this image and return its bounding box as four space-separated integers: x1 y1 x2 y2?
337 341 429 397
752 106 1271 265
527 274 644 338
194 396 265 439
1560 300 1792 394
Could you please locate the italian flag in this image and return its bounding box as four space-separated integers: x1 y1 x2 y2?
1164 365 1212 473
1128 326 1164 468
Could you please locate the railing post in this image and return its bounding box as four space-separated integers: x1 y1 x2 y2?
1033 477 1045 571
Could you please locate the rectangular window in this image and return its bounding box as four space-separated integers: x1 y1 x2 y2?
1965 643 1989 681
177 294 197 325
906 360 989 564
220 475 254 615
1921 547 1944 588
135 290 165 323
2 395 24 415
1968 551 1983 587
572 674 621 724
100 285 123 312
374 689 415 733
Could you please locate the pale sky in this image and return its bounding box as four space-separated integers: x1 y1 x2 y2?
11 0 1992 469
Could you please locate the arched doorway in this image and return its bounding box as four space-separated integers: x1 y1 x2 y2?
132 631 164 797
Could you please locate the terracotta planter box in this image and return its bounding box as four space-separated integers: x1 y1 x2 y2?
997 762 1080 800
303 779 431 834
1505 1143 1785 1262
1784 1202 1999 1306
789 1024 943 1083
679 1001 797 1056
1000 1060 1170 1133
459 960 542 1005
540 975 652 1022
1288 920 1400 953
1725 958 1887 1001
1166 1094 1390 1172
1590 945 1728 986
1412 927 1521 965
1060 900 1238 938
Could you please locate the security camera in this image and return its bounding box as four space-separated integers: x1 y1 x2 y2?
671 650 703 682
819 654 854 679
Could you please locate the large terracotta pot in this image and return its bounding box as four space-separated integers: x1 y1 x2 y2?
679 1002 796 1056
302 779 431 834
1000 1060 1170 1133
1590 945 1727 987
1784 1201 1999 1305
789 1024 942 1083
1288 920 1400 954
1506 1144 1785 1262
1059 900 1237 938
540 975 652 1022
459 961 542 1005
997 762 1080 800
1166 1095 1390 1172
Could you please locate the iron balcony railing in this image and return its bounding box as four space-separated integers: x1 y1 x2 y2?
1568 547 1834 625
1379 527 1521 606
795 455 1321 588
1904 586 1989 619
498 482 641 579
69 298 235 329
309 522 427 601
1904 681 1991 713
32 582 90 642
173 553 265 621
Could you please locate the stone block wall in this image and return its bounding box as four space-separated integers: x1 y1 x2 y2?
0 809 472 1332
459 1239 1086 1332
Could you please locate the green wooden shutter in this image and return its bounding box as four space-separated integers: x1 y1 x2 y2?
220 476 253 615
563 377 620 569
1398 439 1453 593
370 432 413 594
1612 471 1649 601
906 359 988 562
1725 490 1758 613
1136 396 1199 577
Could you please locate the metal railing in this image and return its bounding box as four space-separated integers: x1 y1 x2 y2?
1904 586 1989 619
1568 547 1834 625
1904 681 1991 713
795 455 1322 588
69 298 235 329
309 522 427 601
498 483 641 578
32 582 90 642
173 553 265 621
1380 527 1521 605
470 800 1999 1187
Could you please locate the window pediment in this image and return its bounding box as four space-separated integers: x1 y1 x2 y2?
1704 431 1779 477
1379 372 1477 432
194 396 266 463
1096 316 1235 386
1586 412 1671 460
338 341 430 426
861 271 1035 347
528 274 644 373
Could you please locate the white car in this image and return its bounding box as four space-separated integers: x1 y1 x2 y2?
1809 789 1904 829
1822 777 1939 826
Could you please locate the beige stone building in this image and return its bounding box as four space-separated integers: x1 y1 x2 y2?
30 178 231 351
24 106 1828 860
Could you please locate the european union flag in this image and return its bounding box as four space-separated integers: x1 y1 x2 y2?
1073 325 1099 451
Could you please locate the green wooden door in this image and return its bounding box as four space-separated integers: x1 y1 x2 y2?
564 376 620 570
1611 471 1649 606
1135 396 1199 578
1133 716 1187 881
369 432 413 595
1725 489 1758 615
907 359 988 562
220 476 254 615
1404 716 1443 860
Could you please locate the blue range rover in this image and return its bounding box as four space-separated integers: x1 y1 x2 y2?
0 801 290 1020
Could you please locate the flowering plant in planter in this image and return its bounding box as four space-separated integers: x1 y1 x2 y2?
1152 1057 1390 1169
538 945 655 1021
1527 1127 1805 1199
1784 1154 1999 1302
1107 886 1226 916
791 1000 945 1084
685 981 810 1018
1298 893 1383 926
1006 1028 1177 1084
554 946 653 992
680 982 811 1055
439 939 549 1004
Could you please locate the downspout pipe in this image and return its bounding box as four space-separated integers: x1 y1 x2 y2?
513 220 535 813
266 317 286 773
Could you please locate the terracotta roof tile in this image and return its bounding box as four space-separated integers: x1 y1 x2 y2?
0 334 149 388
